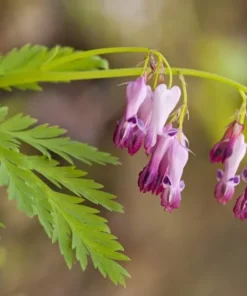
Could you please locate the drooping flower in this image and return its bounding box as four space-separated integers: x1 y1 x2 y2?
214 133 246 205
144 84 181 154
210 120 244 164
233 186 247 220
138 124 176 193
160 133 189 212
139 126 189 212
113 76 152 155
126 86 153 155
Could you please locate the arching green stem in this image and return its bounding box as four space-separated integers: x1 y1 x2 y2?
38 46 247 92
178 73 188 134
153 56 162 90
0 47 246 93
239 90 247 124
0 67 246 93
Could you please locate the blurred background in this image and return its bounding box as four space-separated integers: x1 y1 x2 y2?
1 0 247 295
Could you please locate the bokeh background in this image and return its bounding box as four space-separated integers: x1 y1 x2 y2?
1 0 247 295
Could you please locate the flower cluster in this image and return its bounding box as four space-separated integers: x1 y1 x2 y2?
113 74 189 212
210 120 247 220
113 64 247 220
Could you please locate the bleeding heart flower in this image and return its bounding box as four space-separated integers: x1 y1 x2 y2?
210 120 244 164
214 134 246 204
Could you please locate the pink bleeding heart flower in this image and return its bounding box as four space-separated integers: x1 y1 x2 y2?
113 76 152 155
210 120 244 164
214 133 246 205
160 133 189 213
144 84 181 154
233 186 247 221
138 124 177 194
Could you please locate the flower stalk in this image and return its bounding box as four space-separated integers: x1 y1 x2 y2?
238 90 247 124
178 73 188 139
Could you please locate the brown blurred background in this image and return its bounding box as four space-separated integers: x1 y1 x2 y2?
1 0 247 295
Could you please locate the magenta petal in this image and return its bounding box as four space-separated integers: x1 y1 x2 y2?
210 141 233 163
113 119 124 148
233 187 247 220
128 129 144 156
163 176 171 186
229 175 240 185
242 168 247 183
138 132 175 193
214 181 235 205
113 77 153 155
214 133 246 204
138 165 158 193
209 120 244 164
158 134 189 211
216 169 224 181
160 187 181 213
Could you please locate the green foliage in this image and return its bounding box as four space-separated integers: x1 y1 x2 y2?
0 44 130 285
0 44 109 90
0 105 129 285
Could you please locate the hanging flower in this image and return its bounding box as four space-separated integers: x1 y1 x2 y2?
144 84 181 154
139 127 189 212
233 186 247 220
210 120 244 164
113 76 152 155
138 124 176 193
160 133 189 212
214 134 246 204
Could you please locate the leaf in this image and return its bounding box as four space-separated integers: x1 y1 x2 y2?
0 106 129 285
0 106 120 166
28 156 123 213
52 209 74 268
0 44 109 90
0 44 129 284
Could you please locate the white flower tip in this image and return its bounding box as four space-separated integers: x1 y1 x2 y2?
170 86 181 101
154 83 168 94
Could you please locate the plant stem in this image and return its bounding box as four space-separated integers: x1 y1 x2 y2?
171 68 247 92
32 46 247 92
153 56 162 90
239 90 247 123
178 73 188 133
0 67 246 92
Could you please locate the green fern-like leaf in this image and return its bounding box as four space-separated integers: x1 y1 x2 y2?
0 44 109 90
0 110 119 165
0 106 129 285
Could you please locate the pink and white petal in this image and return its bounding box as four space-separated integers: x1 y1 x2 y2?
233 187 247 220
224 134 246 180
125 76 148 119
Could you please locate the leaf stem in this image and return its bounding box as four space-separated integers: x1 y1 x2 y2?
41 47 151 71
